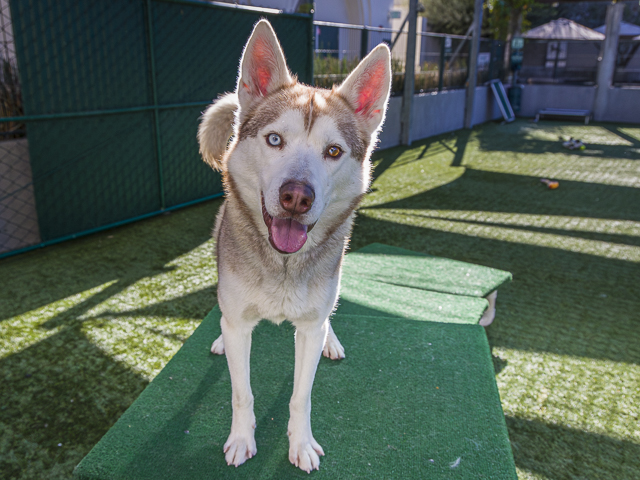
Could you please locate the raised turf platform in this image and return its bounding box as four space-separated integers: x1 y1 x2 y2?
74 244 516 479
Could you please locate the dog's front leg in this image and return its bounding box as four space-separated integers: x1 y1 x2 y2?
288 318 329 472
220 315 258 467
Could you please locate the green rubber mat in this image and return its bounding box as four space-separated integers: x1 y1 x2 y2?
74 307 517 479
338 275 489 324
344 243 512 298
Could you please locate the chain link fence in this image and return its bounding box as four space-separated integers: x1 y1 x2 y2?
518 38 640 86
615 39 640 86
0 0 313 258
313 21 504 95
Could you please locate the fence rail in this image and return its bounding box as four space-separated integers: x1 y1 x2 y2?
517 37 640 86
313 20 504 95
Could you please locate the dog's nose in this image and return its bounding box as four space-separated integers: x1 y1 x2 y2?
279 181 315 214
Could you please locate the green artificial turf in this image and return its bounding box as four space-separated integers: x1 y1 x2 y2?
74 307 516 480
1 119 640 479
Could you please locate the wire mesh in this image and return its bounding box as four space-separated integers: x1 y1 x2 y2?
0 0 35 255
0 0 313 257
313 21 504 95
614 40 640 86
519 39 602 85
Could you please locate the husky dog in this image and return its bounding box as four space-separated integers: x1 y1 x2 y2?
197 19 391 473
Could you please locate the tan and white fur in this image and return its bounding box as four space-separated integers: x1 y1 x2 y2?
198 20 391 473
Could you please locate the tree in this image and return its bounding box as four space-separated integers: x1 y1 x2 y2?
423 0 491 36
485 0 535 74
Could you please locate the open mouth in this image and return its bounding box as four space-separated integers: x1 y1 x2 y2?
262 196 315 254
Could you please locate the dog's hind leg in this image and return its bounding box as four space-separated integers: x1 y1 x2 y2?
220 315 258 467
288 318 328 473
322 323 345 360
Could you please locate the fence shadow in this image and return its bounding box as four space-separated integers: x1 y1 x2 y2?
366 167 640 223
0 199 222 477
0 199 222 323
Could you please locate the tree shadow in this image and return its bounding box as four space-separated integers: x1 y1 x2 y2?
507 416 640 479
0 326 148 478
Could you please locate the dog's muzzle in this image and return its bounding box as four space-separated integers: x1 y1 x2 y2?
262 188 316 254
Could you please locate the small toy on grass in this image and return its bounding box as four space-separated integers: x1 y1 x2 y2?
562 137 586 150
540 178 559 189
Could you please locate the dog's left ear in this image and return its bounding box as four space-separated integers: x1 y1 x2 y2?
237 20 293 118
337 44 391 137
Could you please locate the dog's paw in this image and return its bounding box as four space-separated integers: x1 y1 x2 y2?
211 334 225 355
322 328 345 360
288 436 324 473
223 430 257 467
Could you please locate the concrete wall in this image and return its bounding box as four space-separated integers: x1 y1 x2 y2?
378 86 503 150
518 84 640 124
472 85 504 126
519 84 597 117
598 87 640 124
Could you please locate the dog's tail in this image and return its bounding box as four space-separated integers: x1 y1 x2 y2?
198 93 238 171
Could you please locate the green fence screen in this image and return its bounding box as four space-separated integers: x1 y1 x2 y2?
4 0 312 251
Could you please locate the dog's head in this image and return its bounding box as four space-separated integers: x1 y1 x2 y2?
199 20 391 255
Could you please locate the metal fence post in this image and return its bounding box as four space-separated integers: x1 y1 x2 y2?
145 0 165 210
360 26 369 60
400 0 418 146
308 8 315 84
438 36 445 92
464 0 483 129
594 2 623 121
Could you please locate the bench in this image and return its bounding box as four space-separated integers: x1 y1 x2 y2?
74 244 516 479
535 108 592 125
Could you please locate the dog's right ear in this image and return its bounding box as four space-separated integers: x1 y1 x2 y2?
236 20 293 118
198 93 238 171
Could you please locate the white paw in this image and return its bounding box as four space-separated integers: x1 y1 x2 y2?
288 435 324 473
223 427 256 467
211 334 225 355
322 327 345 360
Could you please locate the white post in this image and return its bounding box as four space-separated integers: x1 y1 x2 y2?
593 2 623 121
464 0 483 129
400 0 418 146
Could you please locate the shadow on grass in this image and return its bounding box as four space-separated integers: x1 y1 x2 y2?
371 131 467 182
367 167 640 223
473 120 640 158
507 416 640 479
0 327 148 479
350 215 640 366
0 199 223 478
0 199 222 323
387 210 640 248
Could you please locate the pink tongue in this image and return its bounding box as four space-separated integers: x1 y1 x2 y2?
270 217 308 253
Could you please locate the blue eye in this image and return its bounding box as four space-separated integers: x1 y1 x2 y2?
267 133 282 147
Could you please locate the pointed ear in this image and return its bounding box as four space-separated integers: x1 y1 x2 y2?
337 44 391 136
236 20 293 116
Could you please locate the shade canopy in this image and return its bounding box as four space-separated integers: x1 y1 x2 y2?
594 21 640 38
524 18 605 40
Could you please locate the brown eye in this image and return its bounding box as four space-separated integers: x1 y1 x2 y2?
326 145 342 159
